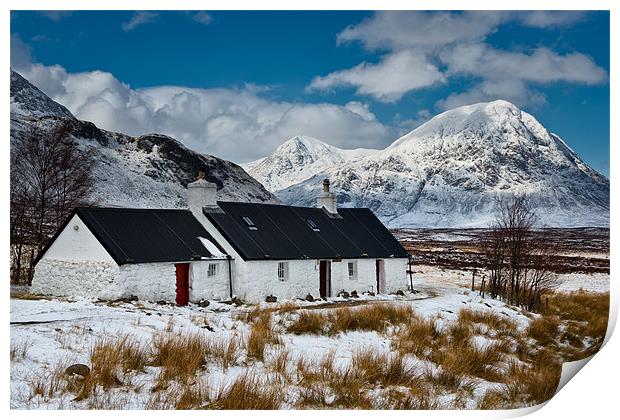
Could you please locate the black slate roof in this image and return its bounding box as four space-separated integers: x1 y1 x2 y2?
38 207 227 265
204 201 409 260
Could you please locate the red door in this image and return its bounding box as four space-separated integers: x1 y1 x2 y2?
175 263 190 306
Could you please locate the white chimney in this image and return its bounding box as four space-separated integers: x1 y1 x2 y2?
188 169 218 216
317 178 337 214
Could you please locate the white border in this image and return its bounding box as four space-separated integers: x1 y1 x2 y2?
2 2 617 419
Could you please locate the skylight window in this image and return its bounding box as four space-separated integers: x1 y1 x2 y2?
306 219 320 232
242 216 258 230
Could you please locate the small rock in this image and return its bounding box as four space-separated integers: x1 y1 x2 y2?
337 290 350 299
395 290 405 296
411 289 420 294
366 291 376 297
350 290 359 298
444 310 454 314
265 295 277 303
156 300 168 305
305 294 315 302
65 364 90 377
484 303 492 308
197 299 210 308
202 325 215 332
145 312 152 316
54 328 62 332
231 297 244 306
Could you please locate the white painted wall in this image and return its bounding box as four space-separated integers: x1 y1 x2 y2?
31 259 122 299
40 215 115 263
190 260 230 301
119 263 177 302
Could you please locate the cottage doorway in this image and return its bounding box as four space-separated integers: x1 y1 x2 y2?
175 263 190 306
319 260 331 298
375 259 385 294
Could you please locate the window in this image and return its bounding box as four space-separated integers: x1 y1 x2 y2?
242 216 258 230
207 263 218 277
305 218 320 232
348 261 357 281
277 262 288 282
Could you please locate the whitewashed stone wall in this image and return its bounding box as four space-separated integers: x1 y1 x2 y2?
31 259 122 299
119 263 177 302
190 260 230 301
383 258 410 293
234 260 318 301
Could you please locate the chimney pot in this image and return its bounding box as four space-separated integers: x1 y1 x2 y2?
323 178 330 192
197 168 206 180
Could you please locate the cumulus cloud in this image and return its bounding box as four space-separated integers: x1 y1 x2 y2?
11 35 393 162
307 50 445 102
313 11 607 108
121 11 158 31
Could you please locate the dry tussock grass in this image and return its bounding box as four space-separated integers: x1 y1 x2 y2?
11 339 30 361
458 308 518 338
393 314 442 359
247 312 281 361
206 371 282 409
287 303 414 336
205 335 243 370
151 333 207 386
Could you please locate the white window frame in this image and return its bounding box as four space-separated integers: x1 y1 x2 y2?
207 263 218 277
277 262 288 282
348 261 357 281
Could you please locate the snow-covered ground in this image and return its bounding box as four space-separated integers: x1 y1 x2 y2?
10 266 609 409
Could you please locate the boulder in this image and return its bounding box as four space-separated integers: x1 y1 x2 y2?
337 290 350 299
350 290 359 298
65 364 90 377
197 299 210 308
305 294 315 302
265 295 277 303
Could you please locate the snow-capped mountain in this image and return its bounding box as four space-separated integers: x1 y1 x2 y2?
249 100 609 228
10 70 278 208
242 135 375 191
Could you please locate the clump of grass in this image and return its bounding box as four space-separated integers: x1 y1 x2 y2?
175 379 210 410
151 333 207 385
458 308 518 338
10 339 30 361
392 314 442 359
527 315 560 347
287 310 327 335
205 335 243 370
287 303 414 336
247 312 281 361
207 372 282 409
351 348 417 387
267 347 290 378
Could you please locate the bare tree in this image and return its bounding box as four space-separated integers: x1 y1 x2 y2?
10 121 95 284
481 195 558 312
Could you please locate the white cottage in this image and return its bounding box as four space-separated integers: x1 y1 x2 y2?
32 175 411 304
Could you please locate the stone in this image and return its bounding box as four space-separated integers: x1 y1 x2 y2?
197 299 210 308
65 364 90 377
305 294 315 302
350 290 359 298
265 295 277 303
395 290 405 296
337 290 350 299
232 297 244 306
366 291 376 296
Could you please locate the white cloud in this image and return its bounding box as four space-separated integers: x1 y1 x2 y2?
313 11 607 108
307 50 445 102
10 36 393 162
38 11 73 22
193 12 213 25
515 11 586 28
337 11 504 50
121 11 158 32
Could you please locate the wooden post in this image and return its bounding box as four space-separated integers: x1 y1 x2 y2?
407 256 414 291
471 269 476 292
481 274 486 299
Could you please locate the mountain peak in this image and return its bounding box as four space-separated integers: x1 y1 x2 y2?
10 70 74 118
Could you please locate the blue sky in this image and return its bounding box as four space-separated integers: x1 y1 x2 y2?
10 10 609 174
